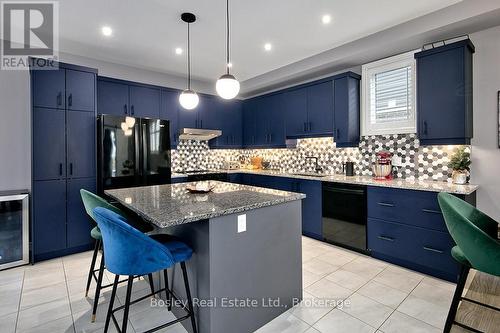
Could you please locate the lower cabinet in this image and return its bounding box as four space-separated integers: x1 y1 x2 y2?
33 180 67 256
231 174 322 239
368 218 458 281
367 186 475 282
32 178 96 261
67 178 96 248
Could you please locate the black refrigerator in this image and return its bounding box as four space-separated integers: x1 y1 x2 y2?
97 115 171 193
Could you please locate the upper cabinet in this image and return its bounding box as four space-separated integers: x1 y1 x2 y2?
415 39 474 145
33 68 95 112
333 74 360 147
160 89 180 148
243 94 286 148
210 99 243 149
97 77 160 118
246 71 360 147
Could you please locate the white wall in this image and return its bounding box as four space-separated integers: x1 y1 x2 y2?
470 25 500 221
0 69 31 191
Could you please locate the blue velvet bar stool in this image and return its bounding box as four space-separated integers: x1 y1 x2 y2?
92 207 197 333
80 190 156 322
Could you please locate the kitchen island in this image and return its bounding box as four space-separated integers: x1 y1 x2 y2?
105 181 305 333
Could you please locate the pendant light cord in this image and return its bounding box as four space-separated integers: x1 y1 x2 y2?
187 22 191 90
226 0 230 74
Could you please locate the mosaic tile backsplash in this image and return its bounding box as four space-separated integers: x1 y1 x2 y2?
172 135 468 182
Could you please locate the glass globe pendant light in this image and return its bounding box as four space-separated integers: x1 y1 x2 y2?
179 13 199 110
216 0 240 99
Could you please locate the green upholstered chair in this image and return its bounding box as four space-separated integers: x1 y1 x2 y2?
438 192 500 333
80 189 155 322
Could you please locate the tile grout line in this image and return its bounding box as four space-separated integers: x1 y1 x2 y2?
62 258 77 333
13 268 26 333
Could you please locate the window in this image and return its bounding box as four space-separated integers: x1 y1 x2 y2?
361 51 417 135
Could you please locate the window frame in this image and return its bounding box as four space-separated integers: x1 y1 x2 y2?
361 50 418 136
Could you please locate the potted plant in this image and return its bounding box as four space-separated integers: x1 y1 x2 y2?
448 147 471 184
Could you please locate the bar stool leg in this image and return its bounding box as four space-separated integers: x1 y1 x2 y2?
180 262 197 333
163 269 171 311
104 275 119 333
85 239 100 297
444 265 470 333
91 247 105 322
121 276 134 333
147 273 155 297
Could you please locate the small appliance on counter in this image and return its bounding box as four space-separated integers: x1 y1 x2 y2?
342 161 355 176
222 160 240 170
372 151 393 180
250 156 263 169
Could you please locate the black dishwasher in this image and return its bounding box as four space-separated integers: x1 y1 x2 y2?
322 182 368 254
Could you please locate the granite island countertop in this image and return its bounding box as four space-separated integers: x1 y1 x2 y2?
172 169 478 195
105 181 306 228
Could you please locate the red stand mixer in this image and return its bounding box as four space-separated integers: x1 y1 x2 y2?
372 151 393 180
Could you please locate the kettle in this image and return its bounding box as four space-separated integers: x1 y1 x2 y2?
343 161 355 176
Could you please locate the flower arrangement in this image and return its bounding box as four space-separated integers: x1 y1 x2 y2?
448 147 471 184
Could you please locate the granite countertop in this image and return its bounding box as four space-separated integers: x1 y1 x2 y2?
105 181 306 228
171 169 478 195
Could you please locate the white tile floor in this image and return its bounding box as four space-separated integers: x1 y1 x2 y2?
0 236 456 333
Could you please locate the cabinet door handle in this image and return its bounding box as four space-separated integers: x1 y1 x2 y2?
336 128 340 139
423 121 428 135
69 163 73 176
200 119 203 128
59 163 63 176
303 122 307 132
57 92 62 106
377 202 395 207
68 93 73 107
422 208 442 215
124 104 128 114
308 122 312 132
269 133 272 142
423 246 444 254
131 105 135 115
377 235 395 242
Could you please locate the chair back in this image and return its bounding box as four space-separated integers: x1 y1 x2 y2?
92 207 175 275
438 192 500 276
80 189 124 223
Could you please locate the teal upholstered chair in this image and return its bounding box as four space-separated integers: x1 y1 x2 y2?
80 190 155 322
93 207 197 333
438 192 500 333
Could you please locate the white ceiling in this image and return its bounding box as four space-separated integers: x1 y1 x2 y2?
59 0 462 84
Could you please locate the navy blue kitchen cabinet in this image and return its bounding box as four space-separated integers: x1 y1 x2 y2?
306 81 334 136
67 110 96 179
367 186 476 281
66 69 96 112
211 100 243 148
415 39 474 145
242 99 258 147
161 89 180 148
129 85 161 118
32 180 67 257
97 80 129 116
233 174 322 239
333 74 360 147
32 69 65 109
67 177 96 248
283 88 308 138
32 108 66 181
31 61 97 262
98 77 161 118
242 94 286 148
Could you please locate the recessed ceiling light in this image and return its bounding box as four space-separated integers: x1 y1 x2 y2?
175 47 183 55
322 14 331 24
264 43 272 51
101 26 113 37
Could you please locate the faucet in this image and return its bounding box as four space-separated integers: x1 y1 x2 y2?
305 156 323 173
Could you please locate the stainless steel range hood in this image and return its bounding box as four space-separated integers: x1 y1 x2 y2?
178 128 222 141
